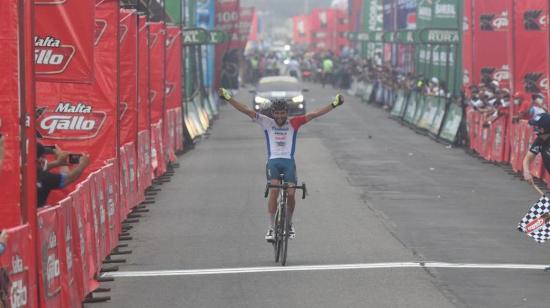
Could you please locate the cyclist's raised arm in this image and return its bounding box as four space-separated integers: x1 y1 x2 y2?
218 88 256 120
305 94 344 122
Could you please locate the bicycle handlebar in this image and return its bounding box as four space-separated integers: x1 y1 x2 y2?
264 182 308 200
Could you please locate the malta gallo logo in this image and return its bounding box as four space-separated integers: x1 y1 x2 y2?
36 102 107 140
95 19 108 46
34 36 76 75
480 11 509 31
524 10 547 31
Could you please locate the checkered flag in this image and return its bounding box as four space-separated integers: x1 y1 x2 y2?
518 195 550 243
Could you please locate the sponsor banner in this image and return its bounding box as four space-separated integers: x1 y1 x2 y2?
34 0 95 83
120 9 139 146
152 122 167 177
349 0 364 32
293 15 311 45
166 26 183 110
69 186 92 299
0 224 37 308
56 197 81 307
439 102 463 143
176 107 184 152
396 0 416 30
92 170 110 261
37 206 63 307
0 0 24 228
509 122 522 172
383 0 396 31
148 22 166 125
513 0 549 98
237 7 254 49
462 0 473 88
490 115 507 162
214 0 240 89
138 16 150 133
35 0 120 205
472 0 513 87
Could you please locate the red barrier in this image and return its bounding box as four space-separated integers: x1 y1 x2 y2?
490 116 507 163
119 146 129 219
176 107 184 152
37 206 63 307
510 122 522 172
73 180 98 297
57 197 81 307
101 164 117 254
126 143 138 211
0 224 38 308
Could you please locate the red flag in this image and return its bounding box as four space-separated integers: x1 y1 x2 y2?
35 0 120 205
215 0 241 89
34 0 95 83
513 1 549 99
148 22 166 125
120 9 139 146
238 7 255 49
472 0 513 88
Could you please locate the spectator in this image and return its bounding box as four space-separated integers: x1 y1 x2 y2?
512 92 530 122
0 135 4 171
36 143 90 208
0 230 6 256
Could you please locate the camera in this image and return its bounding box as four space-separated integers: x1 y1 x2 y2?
43 145 56 154
68 154 82 164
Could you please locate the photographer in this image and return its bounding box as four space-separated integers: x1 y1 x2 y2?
37 143 90 208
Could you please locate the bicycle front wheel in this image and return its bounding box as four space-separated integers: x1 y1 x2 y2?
281 202 290 266
273 207 283 263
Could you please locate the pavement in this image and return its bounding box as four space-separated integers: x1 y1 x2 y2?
86 82 550 308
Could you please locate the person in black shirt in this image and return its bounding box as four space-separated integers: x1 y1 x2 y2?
36 143 90 208
523 113 550 184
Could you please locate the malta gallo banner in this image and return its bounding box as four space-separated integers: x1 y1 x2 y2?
35 0 120 205
138 16 150 133
34 0 95 83
215 0 240 89
120 9 139 146
148 22 166 125
37 206 63 308
513 0 549 97
0 0 25 228
472 0 513 87
293 15 311 45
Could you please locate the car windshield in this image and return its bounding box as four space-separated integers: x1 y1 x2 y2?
257 81 300 92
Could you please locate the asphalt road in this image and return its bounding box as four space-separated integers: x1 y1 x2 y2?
87 82 550 308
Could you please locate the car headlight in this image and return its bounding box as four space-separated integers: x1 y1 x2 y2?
255 96 270 104
292 95 304 103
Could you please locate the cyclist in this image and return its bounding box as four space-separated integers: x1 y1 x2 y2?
218 88 344 241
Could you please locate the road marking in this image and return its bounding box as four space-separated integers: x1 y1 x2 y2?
102 262 549 278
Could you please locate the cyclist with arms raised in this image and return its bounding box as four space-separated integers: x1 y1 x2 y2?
218 88 344 241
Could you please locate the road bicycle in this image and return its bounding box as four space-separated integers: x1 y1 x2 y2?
264 177 307 266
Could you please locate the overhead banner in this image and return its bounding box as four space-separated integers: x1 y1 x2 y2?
472 0 512 87
513 0 549 98
397 0 417 30
148 22 166 125
0 0 24 228
120 9 139 146
35 0 120 205
197 0 216 87
34 0 95 83
214 0 240 89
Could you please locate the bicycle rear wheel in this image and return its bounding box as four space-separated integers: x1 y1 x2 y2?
281 201 290 266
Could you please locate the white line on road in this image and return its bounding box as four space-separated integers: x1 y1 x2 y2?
102 262 549 278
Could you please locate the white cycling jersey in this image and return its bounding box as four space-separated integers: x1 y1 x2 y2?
254 113 308 160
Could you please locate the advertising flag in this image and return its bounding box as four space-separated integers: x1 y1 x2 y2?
35 0 120 205
215 0 240 89
120 9 139 146
34 0 95 83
